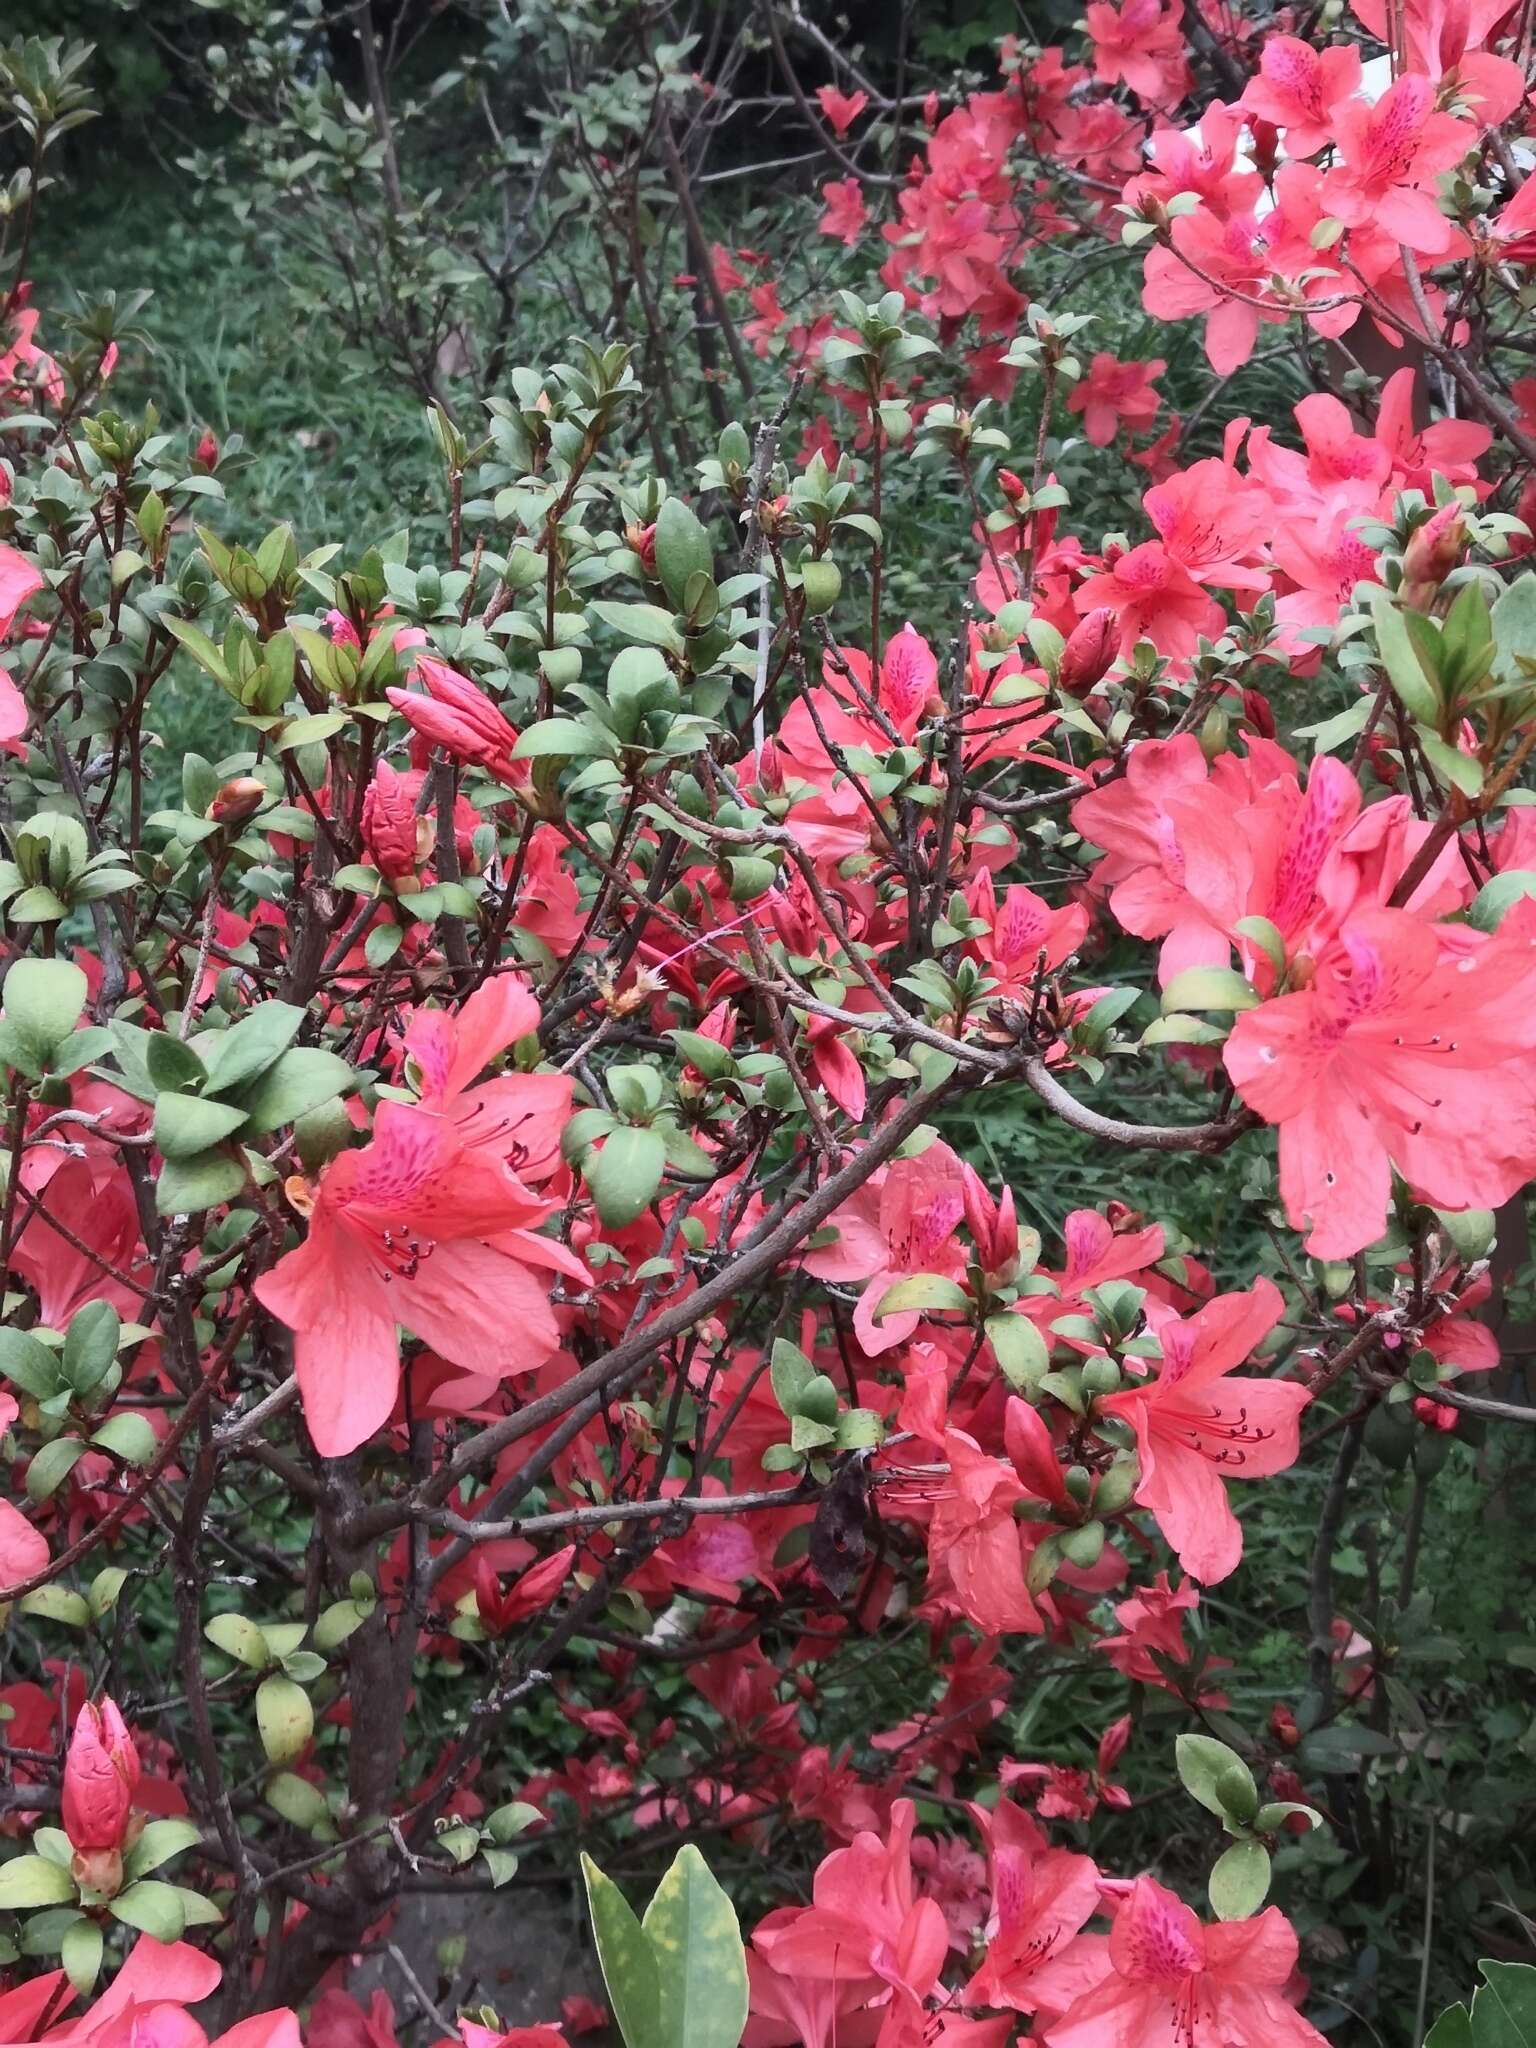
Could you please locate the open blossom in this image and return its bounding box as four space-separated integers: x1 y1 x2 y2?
1044 1876 1327 2046
1066 353 1164 446
815 85 869 137
1084 0 1190 102
818 177 867 246
1099 1279 1310 1583
1321 73 1473 255
254 1103 562 1456
1225 908 1536 1257
1239 36 1363 157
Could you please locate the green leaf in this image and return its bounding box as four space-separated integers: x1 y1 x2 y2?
205 1612 271 1668
1160 967 1259 1015
0 1857 76 1909
1371 589 1441 723
200 1003 305 1094
1419 728 1483 798
1469 871 1536 933
277 713 348 752
235 1048 353 1133
3 959 87 1061
59 1918 102 1997
586 1126 666 1228
769 1339 815 1417
799 560 841 616
9 888 67 925
161 614 232 686
1491 572 1536 685
153 1091 249 1160
1469 1961 1536 2045
264 1773 333 1836
88 1568 129 1619
256 1674 313 1765
588 601 686 655
640 1845 749 2048
872 1273 971 1320
26 1437 87 1503
90 1413 157 1466
513 719 620 761
1208 1840 1271 1921
1176 1733 1249 1817
17 1587 89 1627
654 498 714 611
62 1302 121 1396
145 1032 210 1095
0 1328 64 1399
155 1148 248 1218
986 1313 1049 1390
109 1882 186 1943
1425 2008 1474 2048
123 1820 201 1883
582 1853 661 2048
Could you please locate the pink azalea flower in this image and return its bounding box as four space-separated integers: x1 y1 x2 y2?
802 1139 968 1355
1067 353 1165 447
1044 1875 1328 2046
1098 1278 1310 1582
254 1102 562 1457
1224 908 1536 1257
818 177 867 246
1239 36 1363 157
816 85 870 138
964 1799 1101 2012
1321 73 1474 256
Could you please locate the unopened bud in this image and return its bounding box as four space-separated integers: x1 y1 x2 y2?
1401 503 1467 610
206 775 268 826
998 468 1028 506
1059 608 1117 694
193 428 219 473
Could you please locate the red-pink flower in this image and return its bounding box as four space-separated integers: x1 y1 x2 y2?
1099 1278 1309 1582
964 1800 1101 2012
816 85 870 137
802 1139 968 1355
818 177 868 246
1044 1876 1327 2046
386 656 523 785
755 1799 950 2008
1067 353 1165 447
1239 36 1363 157
254 1103 562 1457
1084 0 1190 102
1321 73 1473 255
1073 542 1225 658
473 1545 576 1635
1225 908 1536 1257
63 1697 140 1853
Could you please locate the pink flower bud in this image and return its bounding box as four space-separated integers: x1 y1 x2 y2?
361 759 424 884
387 656 524 786
1058 607 1118 695
756 737 784 794
1401 502 1467 609
193 429 219 473
62 1697 139 1852
205 775 268 826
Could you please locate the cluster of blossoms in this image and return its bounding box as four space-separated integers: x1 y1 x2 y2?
0 0 1534 2036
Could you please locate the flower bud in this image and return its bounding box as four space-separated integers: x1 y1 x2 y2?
193 428 219 473
626 522 658 576
1058 608 1118 695
205 775 268 826
998 468 1028 506
1401 503 1467 611
1269 1703 1300 1749
756 736 784 794
63 1697 140 1853
1411 1393 1458 1433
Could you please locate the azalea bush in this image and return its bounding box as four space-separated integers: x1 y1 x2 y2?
4 6 1536 2048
